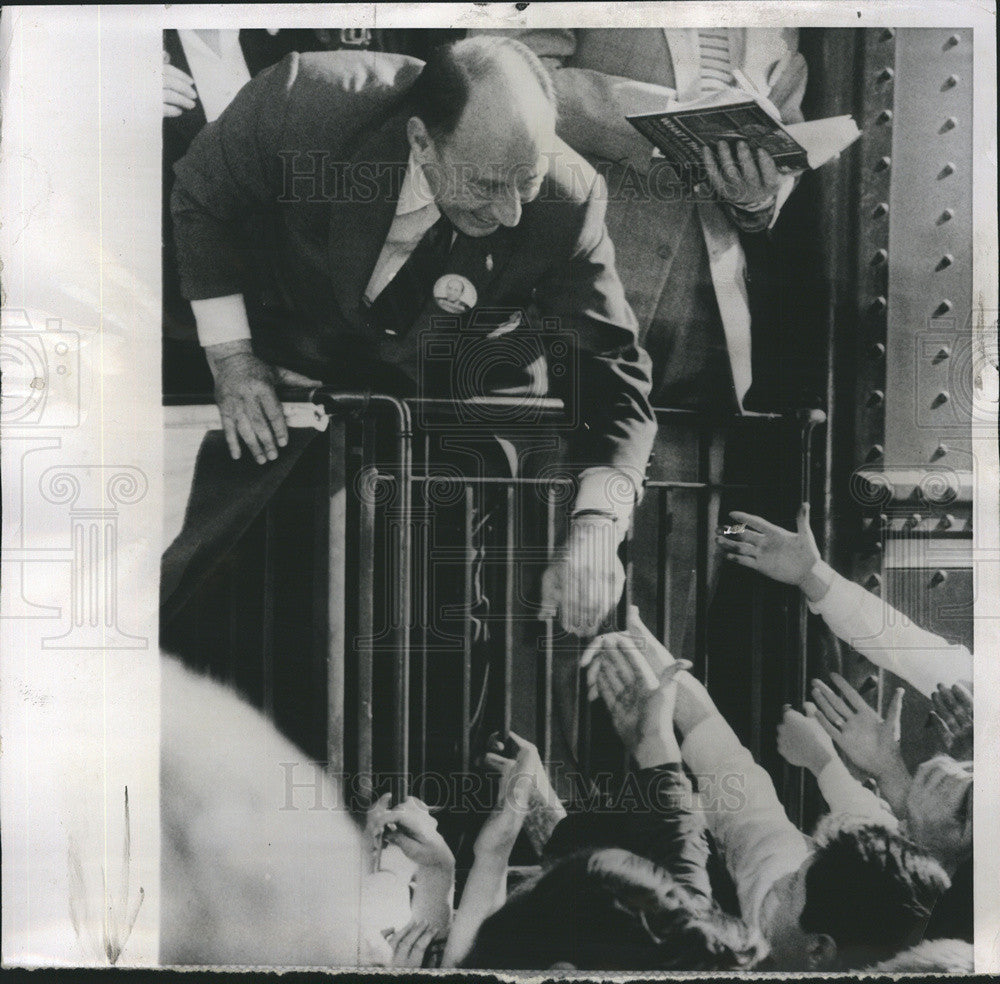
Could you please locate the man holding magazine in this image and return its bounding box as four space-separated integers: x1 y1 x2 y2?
475 27 808 411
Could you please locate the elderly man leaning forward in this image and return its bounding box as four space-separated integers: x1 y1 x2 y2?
163 38 657 771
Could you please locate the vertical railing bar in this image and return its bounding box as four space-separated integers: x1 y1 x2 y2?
357 416 376 801
420 433 431 781
390 406 412 806
326 420 346 781
418 501 429 782
461 483 474 776
793 411 821 823
503 482 515 738
656 487 671 644
539 486 556 767
750 574 763 763
695 425 711 686
261 503 275 719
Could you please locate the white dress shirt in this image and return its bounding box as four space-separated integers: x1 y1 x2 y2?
364 153 440 303
178 30 252 124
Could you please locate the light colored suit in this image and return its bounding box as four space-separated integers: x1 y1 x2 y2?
477 28 808 409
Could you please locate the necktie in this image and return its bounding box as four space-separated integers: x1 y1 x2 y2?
697 30 735 93
365 213 454 338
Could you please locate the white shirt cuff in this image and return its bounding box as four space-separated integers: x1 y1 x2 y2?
197 320 252 348
805 559 837 613
574 467 639 526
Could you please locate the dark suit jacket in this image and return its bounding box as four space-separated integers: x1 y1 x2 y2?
171 50 656 476
163 30 328 346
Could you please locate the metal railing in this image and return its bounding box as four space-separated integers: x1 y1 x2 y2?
162 391 826 832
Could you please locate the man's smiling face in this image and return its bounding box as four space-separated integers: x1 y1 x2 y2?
409 51 555 238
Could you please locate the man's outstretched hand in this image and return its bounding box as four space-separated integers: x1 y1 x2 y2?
716 503 821 590
539 515 625 637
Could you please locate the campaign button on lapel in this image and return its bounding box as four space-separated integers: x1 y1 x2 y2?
433 274 477 314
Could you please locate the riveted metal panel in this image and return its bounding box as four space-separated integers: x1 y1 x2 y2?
882 563 973 770
851 28 896 478
885 29 974 466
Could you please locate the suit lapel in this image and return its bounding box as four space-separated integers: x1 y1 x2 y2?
327 114 410 326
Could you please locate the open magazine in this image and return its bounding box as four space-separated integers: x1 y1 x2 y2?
628 86 861 173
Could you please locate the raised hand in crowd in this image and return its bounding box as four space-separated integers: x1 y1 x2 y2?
386 919 439 968
581 622 691 769
716 503 826 599
930 682 974 761
810 675 904 777
483 731 566 858
775 703 837 776
367 793 455 936
810 674 912 816
444 733 558 969
367 794 454 873
163 50 197 118
905 755 973 876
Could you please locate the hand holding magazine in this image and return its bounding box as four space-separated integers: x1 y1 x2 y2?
628 86 861 174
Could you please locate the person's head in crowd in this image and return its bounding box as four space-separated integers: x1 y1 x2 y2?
905 754 973 876
461 847 760 971
868 937 974 973
759 816 950 971
406 36 557 237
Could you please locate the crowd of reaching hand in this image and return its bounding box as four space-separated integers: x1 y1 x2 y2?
359 503 973 972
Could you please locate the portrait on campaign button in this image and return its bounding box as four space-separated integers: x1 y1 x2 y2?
433 273 477 314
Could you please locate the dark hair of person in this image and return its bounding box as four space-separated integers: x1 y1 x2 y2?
460 847 760 971
800 816 951 968
406 36 556 143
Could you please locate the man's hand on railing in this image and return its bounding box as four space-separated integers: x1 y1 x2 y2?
205 340 290 464
540 515 625 636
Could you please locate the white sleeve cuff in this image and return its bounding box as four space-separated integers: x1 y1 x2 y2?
805 559 838 613
816 758 899 829
197 320 252 348
574 467 639 526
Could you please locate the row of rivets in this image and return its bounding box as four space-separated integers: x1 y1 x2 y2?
866 512 971 533
932 38 960 445
851 33 895 594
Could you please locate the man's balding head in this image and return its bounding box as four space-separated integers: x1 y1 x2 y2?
409 36 556 144
407 37 558 236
